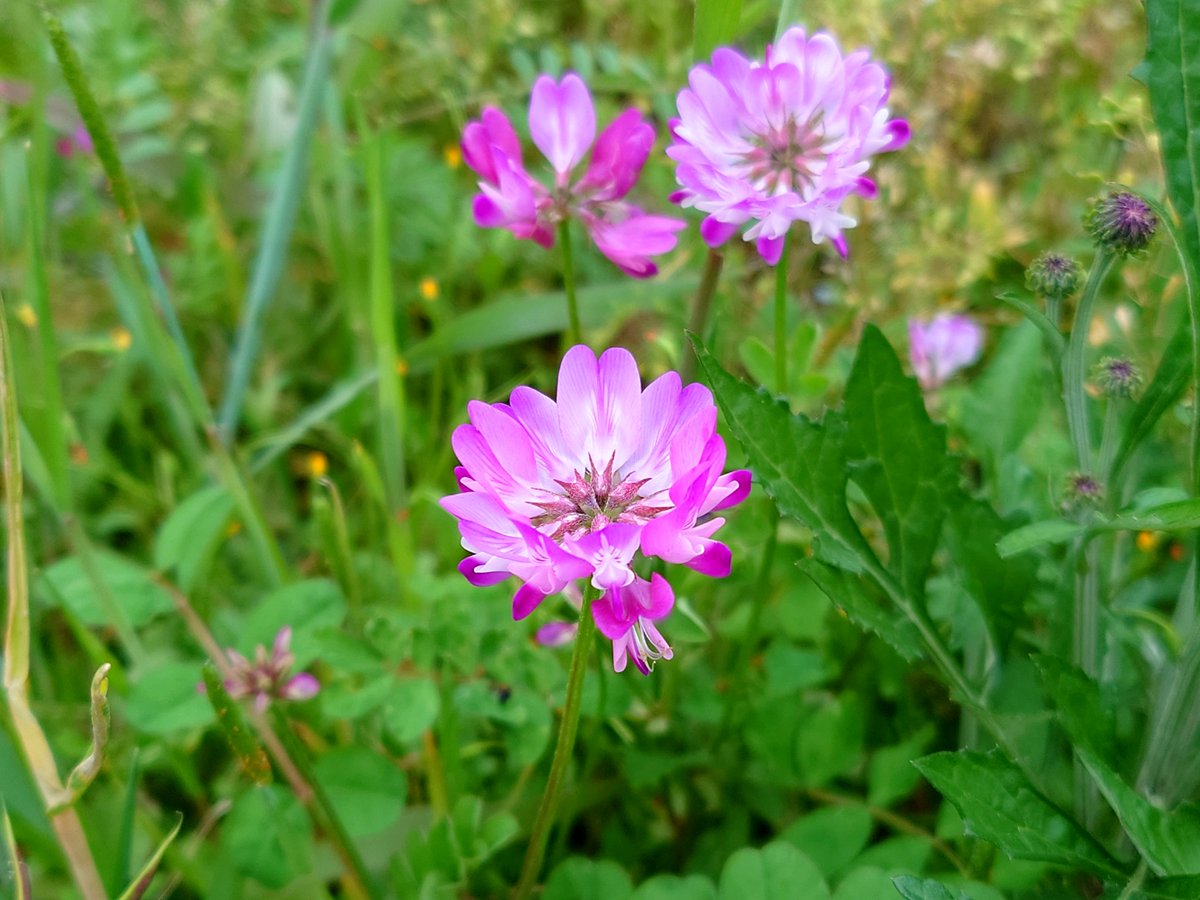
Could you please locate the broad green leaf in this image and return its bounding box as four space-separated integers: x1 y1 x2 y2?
1145 0 1200 275
153 486 233 592
781 806 872 880
694 0 742 59
853 836 931 873
843 326 960 598
914 750 1123 878
796 694 865 788
632 874 718 900
893 875 975 900
692 337 874 573
314 746 407 837
241 578 347 666
830 867 899 900
1033 656 1118 767
1132 875 1200 898
1106 498 1200 532
381 677 441 745
799 558 922 661
762 644 830 696
125 662 215 735
961 321 1046 477
1076 748 1200 876
36 551 173 628
224 786 313 888
869 724 937 807
996 519 1085 557
1112 321 1192 482
544 858 634 900
718 842 829 900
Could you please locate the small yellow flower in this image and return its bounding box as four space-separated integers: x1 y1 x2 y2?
306 451 328 479
395 358 409 377
1136 531 1160 553
443 145 462 169
16 304 37 328
419 277 439 301
226 520 243 538
110 327 133 352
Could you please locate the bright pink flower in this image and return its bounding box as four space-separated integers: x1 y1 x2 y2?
668 26 909 263
908 314 984 390
224 627 319 714
442 346 751 673
462 74 686 278
593 575 675 675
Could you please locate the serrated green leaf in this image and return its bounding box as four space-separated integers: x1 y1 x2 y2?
799 558 922 661
843 326 960 598
1033 656 1118 767
892 875 974 900
718 842 829 900
692 336 874 574
1076 747 1200 876
914 750 1123 878
154 486 233 592
996 519 1085 557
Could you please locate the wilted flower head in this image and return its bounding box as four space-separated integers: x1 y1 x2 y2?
441 345 751 674
1026 252 1081 302
462 74 686 277
1085 191 1157 257
1096 356 1141 398
224 627 319 714
668 26 909 264
908 314 984 390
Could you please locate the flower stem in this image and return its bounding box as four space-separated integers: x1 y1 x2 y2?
513 583 597 899
774 235 791 396
681 250 725 382
1062 250 1115 473
559 220 582 348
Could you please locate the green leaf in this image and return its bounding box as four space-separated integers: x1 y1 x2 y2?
632 874 719 900
961 320 1047 471
125 662 215 735
799 558 922 661
201 664 271 785
842 326 960 598
893 875 975 900
869 724 937 807
1076 747 1200 876
544 858 634 900
1033 656 1118 767
1145 0 1200 276
996 519 1085 557
36 551 173 628
381 677 441 745
241 579 347 666
781 806 873 880
1 803 30 900
831 867 901 900
692 336 874 574
914 750 1123 878
224 786 313 888
1112 321 1192 482
1106 498 1200 532
694 0 742 59
115 813 182 900
1132 875 1200 899
718 843 829 900
153 486 233 592
313 746 407 837
796 694 865 788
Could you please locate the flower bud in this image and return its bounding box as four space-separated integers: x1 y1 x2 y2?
1026 252 1081 301
1084 191 1157 257
1064 472 1104 509
1095 357 1141 398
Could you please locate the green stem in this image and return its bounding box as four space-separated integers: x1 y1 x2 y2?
1062 251 1115 473
681 250 724 382
774 235 790 396
559 220 582 348
1116 861 1148 900
513 583 597 899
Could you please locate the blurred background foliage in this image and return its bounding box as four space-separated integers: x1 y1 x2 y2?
0 0 1182 897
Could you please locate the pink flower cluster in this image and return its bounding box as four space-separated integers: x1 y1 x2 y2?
463 75 686 278
669 27 909 263
441 346 750 674
908 314 984 390
224 627 319 713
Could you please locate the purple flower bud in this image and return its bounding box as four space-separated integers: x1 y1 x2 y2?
1085 191 1157 257
1064 472 1104 508
1026 252 1080 302
1095 357 1141 398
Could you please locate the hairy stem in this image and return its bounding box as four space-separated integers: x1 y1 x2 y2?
513 583 597 899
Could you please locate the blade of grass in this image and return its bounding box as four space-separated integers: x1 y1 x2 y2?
217 0 334 441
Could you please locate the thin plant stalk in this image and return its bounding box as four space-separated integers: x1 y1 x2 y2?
774 234 790 396
1062 250 1115 473
681 249 725 382
1 292 107 900
513 583 598 899
559 220 582 347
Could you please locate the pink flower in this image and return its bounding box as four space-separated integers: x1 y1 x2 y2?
442 346 751 673
224 627 320 714
668 26 909 264
908 314 984 390
462 74 686 277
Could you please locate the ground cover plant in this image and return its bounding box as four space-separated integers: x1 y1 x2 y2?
2 0 1200 897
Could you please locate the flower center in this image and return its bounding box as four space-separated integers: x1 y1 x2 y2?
740 116 826 195
530 455 669 542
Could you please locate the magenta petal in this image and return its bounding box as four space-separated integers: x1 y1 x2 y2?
283 673 320 701
643 574 676 618
536 621 578 647
529 73 596 177
700 216 740 247
687 540 732 577
578 108 654 201
459 556 509 586
883 119 911 152
757 233 786 266
711 469 752 511
592 587 631 639
513 582 549 620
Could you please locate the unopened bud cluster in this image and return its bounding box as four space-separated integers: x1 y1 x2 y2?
1085 191 1158 257
1026 252 1081 301
1096 357 1141 398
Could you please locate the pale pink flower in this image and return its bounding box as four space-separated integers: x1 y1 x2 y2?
908 314 984 389
442 345 751 673
224 627 319 714
462 74 686 277
668 26 909 263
